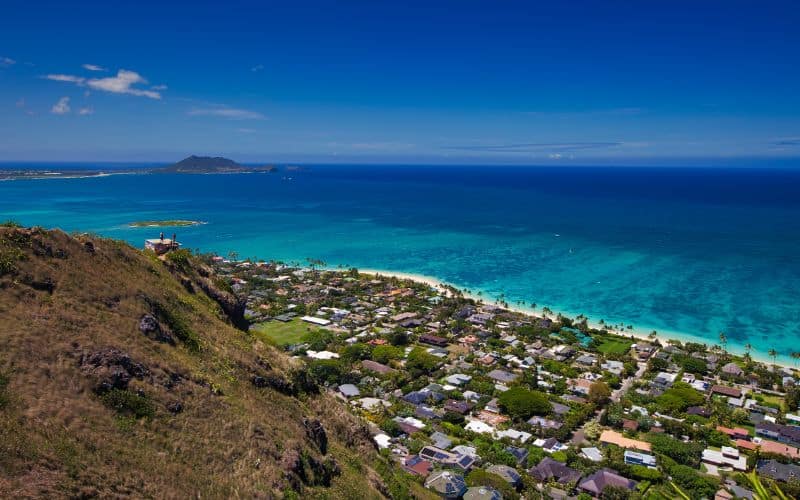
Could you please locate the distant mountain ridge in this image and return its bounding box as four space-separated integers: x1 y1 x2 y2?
157 155 277 173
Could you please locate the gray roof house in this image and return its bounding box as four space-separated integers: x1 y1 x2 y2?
757 459 800 483
487 369 518 384
578 468 636 496
486 464 522 486
425 471 468 499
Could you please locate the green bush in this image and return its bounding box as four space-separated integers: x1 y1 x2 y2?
152 301 201 351
166 248 193 269
100 389 155 419
0 372 9 408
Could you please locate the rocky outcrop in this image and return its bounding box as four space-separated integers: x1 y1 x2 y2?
198 278 247 329
138 314 175 344
303 418 328 455
79 348 149 394
281 447 340 490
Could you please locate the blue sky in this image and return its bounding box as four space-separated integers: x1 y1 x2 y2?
1 1 799 165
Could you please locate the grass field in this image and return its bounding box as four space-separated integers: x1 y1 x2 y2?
595 335 633 355
251 318 320 345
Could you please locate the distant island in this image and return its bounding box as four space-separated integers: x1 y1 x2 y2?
128 220 205 228
154 155 278 174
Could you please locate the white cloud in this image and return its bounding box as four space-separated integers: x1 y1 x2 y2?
188 107 265 120
78 107 94 115
1 57 15 66
45 69 162 99
87 70 161 99
45 74 86 84
82 64 104 71
151 84 168 90
251 64 264 72
51 97 71 115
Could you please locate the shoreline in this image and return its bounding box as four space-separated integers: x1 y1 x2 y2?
355 267 792 370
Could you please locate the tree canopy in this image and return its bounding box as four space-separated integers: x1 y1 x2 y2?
497 386 552 419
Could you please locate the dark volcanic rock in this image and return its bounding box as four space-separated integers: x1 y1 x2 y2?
138 314 175 344
25 276 56 294
303 418 328 455
167 401 183 414
198 279 247 330
79 348 149 393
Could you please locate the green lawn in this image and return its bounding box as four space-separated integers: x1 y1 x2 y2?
596 336 633 355
251 318 320 346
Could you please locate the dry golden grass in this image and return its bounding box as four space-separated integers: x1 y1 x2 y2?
0 227 390 499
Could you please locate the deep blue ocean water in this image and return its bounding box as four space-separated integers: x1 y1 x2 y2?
1 164 798 362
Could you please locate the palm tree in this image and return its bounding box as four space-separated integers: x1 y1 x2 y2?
768 348 778 364
719 332 728 353
791 352 800 367
649 330 658 340
744 343 752 355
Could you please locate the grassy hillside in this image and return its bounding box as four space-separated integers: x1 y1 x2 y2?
0 225 396 498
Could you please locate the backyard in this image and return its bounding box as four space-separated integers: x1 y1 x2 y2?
251 318 320 346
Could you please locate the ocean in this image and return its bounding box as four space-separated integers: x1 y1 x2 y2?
1 164 798 362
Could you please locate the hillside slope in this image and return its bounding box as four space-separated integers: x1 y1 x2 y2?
0 226 391 498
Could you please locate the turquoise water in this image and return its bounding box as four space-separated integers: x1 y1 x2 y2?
1 164 798 362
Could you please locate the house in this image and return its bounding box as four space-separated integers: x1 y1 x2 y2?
716 426 750 440
361 359 397 375
581 447 604 462
599 430 652 452
533 437 568 453
403 455 432 477
430 431 453 450
687 406 711 417
486 464 521 486
420 333 449 347
735 438 800 460
569 378 593 396
415 405 440 420
653 371 678 388
466 419 496 435
711 385 742 399
419 446 476 472
444 400 472 415
505 445 529 465
721 362 744 377
487 369 518 384
301 315 332 326
530 457 583 485
445 374 472 386
757 459 800 483
624 450 656 468
528 415 563 431
602 360 625 375
756 421 800 447
496 428 532 443
702 446 747 471
451 445 479 458
463 486 503 500
425 471 468 499
578 469 636 497
575 354 597 366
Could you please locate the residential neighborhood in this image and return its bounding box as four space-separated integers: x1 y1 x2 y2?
216 257 800 499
